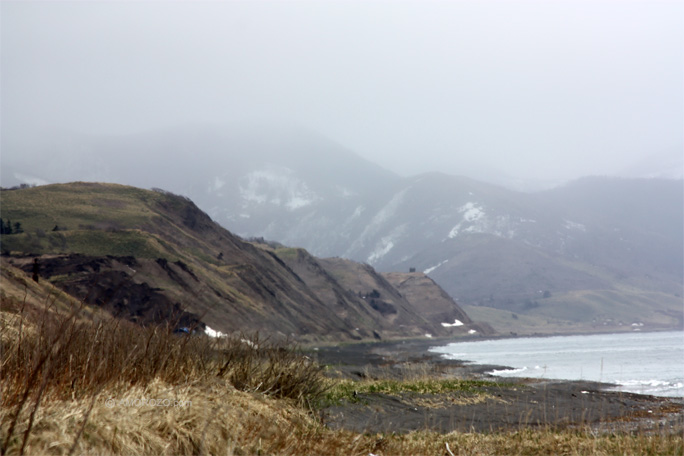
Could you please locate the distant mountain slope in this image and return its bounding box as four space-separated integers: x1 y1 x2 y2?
0 182 476 341
537 177 683 276
338 175 683 334
3 126 682 335
213 169 683 334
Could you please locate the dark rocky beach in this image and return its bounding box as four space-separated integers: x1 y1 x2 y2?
309 338 684 434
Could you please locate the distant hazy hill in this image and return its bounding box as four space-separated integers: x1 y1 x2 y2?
0 182 483 341
3 125 682 335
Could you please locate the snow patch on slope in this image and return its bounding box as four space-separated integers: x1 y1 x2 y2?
368 189 407 230
441 319 464 327
447 203 538 240
239 167 319 210
424 259 449 274
461 202 485 222
346 188 408 258
368 238 395 264
366 224 407 265
448 202 485 238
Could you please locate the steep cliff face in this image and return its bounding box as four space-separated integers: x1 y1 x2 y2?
1 183 481 341
267 247 471 339
382 272 471 323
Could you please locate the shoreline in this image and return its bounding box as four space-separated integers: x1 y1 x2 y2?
427 330 684 398
309 337 684 434
306 327 683 351
310 330 684 396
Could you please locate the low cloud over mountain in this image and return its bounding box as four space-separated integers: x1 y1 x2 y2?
4 125 682 334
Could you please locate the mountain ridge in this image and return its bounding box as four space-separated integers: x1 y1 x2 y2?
3 126 682 335
0 182 484 341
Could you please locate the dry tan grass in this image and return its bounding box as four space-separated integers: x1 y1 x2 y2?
0 290 326 455
1 378 314 455
1 284 682 455
3 384 682 456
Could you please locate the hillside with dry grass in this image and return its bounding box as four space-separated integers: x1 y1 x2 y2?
0 182 473 341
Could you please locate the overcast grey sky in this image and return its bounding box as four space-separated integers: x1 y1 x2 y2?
2 1 682 183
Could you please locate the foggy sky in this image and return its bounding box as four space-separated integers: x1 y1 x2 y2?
1 1 682 183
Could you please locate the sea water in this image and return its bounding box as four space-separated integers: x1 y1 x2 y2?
429 330 684 397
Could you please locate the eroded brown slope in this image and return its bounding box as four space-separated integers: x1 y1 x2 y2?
1 183 482 341
382 271 495 335
270 248 447 339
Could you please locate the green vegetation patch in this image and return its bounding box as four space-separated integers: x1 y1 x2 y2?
274 247 302 260
0 183 162 235
322 377 504 406
65 230 170 258
1 229 171 259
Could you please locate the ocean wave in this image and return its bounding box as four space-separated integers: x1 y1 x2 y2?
435 353 469 360
610 379 684 396
488 366 528 375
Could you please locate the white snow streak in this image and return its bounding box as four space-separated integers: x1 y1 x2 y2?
239 168 319 210
461 202 485 222
346 188 408 258
366 224 407 264
367 238 395 264
424 259 449 274
448 202 484 238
